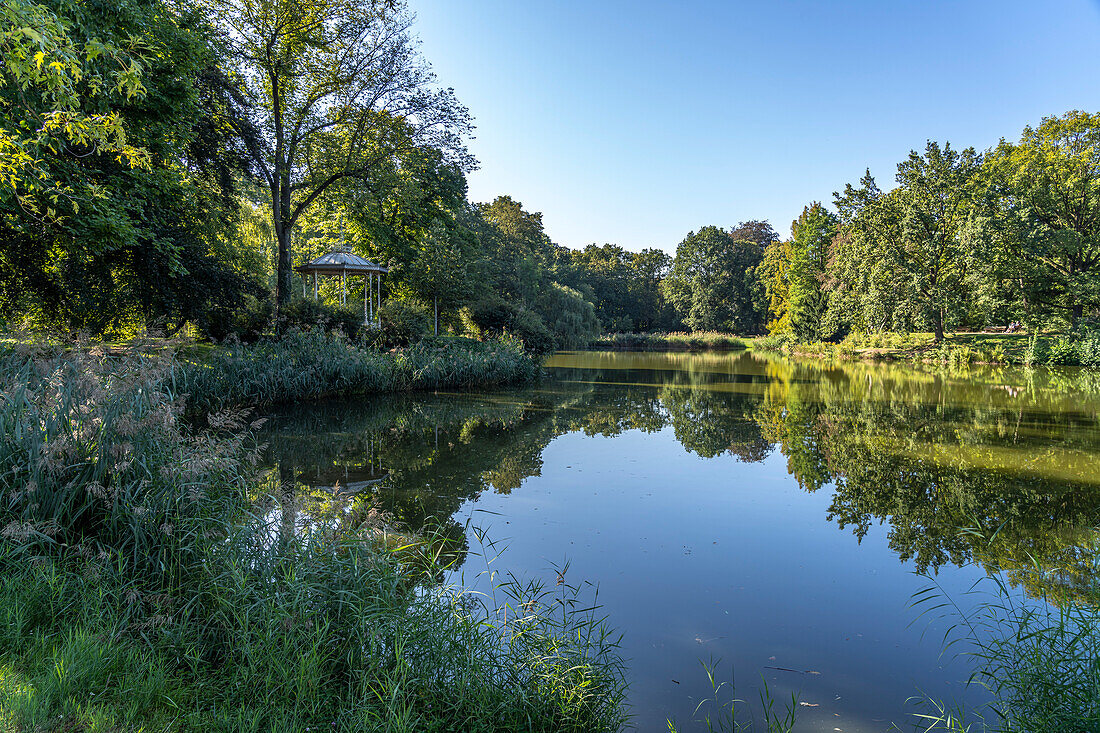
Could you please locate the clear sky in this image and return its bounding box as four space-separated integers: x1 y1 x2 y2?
407 0 1100 253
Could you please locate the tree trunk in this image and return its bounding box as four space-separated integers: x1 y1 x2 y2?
275 222 293 319
1072 301 1083 329
933 307 945 343
434 294 439 336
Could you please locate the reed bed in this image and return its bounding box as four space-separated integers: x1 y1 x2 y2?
589 331 748 351
175 330 541 415
0 345 624 732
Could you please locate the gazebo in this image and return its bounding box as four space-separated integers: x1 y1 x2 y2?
294 248 389 326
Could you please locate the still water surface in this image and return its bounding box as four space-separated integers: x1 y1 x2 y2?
262 350 1100 731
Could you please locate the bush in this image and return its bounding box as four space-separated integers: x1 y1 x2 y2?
1047 336 1079 366
197 293 273 342
534 282 600 351
510 307 556 354
371 299 431 349
463 296 557 353
1078 330 1100 368
758 332 795 350
280 297 363 338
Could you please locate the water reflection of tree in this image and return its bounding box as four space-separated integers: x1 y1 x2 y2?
260 351 1100 599
754 355 1100 600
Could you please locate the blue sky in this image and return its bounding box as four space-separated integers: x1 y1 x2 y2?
408 0 1100 252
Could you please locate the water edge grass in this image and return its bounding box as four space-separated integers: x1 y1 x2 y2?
0 341 626 732
589 332 750 351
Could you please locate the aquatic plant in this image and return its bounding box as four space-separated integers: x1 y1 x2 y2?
911 530 1100 732
175 328 541 415
664 660 798 733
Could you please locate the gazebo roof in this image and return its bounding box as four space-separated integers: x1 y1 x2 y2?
294 248 388 275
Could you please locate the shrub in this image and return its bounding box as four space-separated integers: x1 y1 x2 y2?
1078 330 1100 368
464 295 557 353
758 332 795 350
372 299 431 349
510 307 557 354
1047 336 1079 366
280 297 363 338
197 293 273 342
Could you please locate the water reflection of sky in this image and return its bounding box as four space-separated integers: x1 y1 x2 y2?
261 351 1100 732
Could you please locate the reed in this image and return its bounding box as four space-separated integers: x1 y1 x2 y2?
0 346 624 733
590 332 748 351
911 531 1100 732
175 329 541 415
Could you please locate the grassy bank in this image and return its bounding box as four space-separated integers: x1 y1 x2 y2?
0 343 624 732
589 331 750 351
759 331 1100 369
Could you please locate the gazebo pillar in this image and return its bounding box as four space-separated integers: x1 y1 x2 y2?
313 272 318 300
340 270 346 304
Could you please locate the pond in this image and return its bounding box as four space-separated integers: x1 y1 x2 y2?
260 350 1100 732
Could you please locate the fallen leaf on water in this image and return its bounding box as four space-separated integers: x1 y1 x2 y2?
799 702 819 707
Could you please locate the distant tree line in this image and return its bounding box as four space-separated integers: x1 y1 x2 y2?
2 0 1097 347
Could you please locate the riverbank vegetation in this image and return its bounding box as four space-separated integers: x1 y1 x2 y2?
0 346 625 732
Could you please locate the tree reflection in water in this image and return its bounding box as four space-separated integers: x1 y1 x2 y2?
260 350 1100 602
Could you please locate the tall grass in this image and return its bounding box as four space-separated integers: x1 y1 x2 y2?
590 332 748 351
0 347 625 732
175 330 541 414
911 532 1100 732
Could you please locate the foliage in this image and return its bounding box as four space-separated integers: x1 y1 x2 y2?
590 331 748 351
208 0 473 313
198 291 273 342
534 282 601 350
177 328 540 413
787 203 837 342
463 295 557 354
828 143 982 342
280 296 363 339
978 111 1100 327
663 225 770 334
0 0 262 336
555 243 673 332
913 539 1100 732
373 298 432 348
758 239 792 335
0 0 148 216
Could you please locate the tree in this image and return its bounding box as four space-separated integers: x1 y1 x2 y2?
787 203 837 341
979 111 1100 327
664 225 766 333
406 220 476 335
474 195 554 303
829 143 981 341
0 0 261 334
758 239 792 335
0 0 148 217
210 0 472 317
